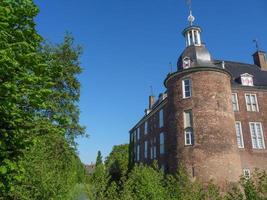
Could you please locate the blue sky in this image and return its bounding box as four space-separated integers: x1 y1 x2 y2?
34 0 267 164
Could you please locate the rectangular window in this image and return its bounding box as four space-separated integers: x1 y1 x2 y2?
137 145 140 161
232 93 239 111
243 169 251 179
182 79 192 98
137 127 140 140
245 94 259 112
153 146 157 159
235 122 244 148
160 132 165 155
144 141 148 159
184 110 193 128
184 110 194 145
249 122 265 149
159 109 164 128
144 121 148 135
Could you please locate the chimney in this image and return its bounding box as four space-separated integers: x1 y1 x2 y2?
253 51 267 71
149 95 155 109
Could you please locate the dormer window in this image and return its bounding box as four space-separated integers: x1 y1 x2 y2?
240 73 254 86
183 57 191 69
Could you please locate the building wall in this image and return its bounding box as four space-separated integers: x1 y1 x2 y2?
129 69 267 188
130 102 168 168
232 88 267 172
165 68 242 186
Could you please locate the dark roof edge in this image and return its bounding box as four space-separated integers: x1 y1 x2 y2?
129 98 167 133
164 66 232 88
231 85 267 91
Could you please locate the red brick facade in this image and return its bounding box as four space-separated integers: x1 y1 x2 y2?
129 67 267 187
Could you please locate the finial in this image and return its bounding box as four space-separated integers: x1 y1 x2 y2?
253 39 260 51
150 85 154 96
186 0 195 26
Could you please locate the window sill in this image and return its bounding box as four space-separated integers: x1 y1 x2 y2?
182 96 192 99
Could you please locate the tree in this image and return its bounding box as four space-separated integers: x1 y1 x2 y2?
0 0 47 197
105 144 129 183
0 0 87 197
87 151 109 200
39 34 85 146
96 151 103 166
121 164 166 200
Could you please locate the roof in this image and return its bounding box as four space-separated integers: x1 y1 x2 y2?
216 60 267 87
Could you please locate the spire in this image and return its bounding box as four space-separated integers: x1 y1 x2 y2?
186 0 195 26
183 0 201 46
188 10 195 26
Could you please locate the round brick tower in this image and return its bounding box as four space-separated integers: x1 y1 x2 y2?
164 11 242 187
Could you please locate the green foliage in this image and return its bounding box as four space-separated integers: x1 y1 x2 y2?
87 146 267 200
241 169 267 200
121 164 166 200
0 0 45 197
105 144 129 183
96 150 103 166
0 0 87 199
86 163 110 200
12 135 87 200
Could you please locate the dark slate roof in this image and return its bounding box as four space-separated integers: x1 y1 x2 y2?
215 60 267 87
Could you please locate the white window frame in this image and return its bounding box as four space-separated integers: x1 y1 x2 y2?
159 109 164 128
249 122 265 149
235 122 244 148
243 168 251 179
144 141 148 159
182 79 192 98
232 93 239 111
185 128 194 145
160 132 165 155
144 121 148 135
245 94 259 112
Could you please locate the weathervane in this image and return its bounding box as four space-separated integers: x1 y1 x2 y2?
186 0 195 26
253 39 260 51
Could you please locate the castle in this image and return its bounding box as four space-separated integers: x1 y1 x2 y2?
129 9 267 186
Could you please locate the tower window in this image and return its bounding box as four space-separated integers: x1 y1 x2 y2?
183 57 191 69
184 110 194 145
235 122 244 148
182 79 192 98
249 122 265 149
231 93 239 111
245 94 259 112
